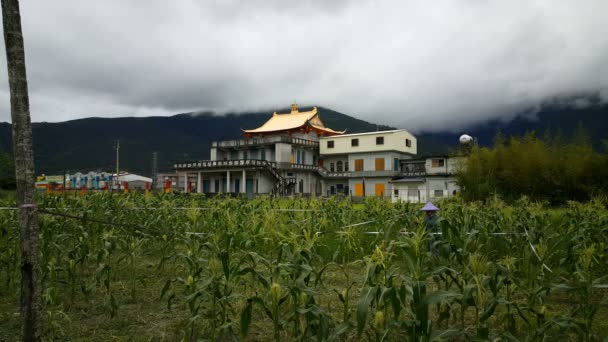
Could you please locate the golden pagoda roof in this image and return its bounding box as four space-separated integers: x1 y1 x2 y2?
242 103 344 136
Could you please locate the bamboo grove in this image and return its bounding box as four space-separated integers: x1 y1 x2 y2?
1 193 607 340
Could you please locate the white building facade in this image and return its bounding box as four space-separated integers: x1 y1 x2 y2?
389 156 462 203
319 130 416 197
171 103 462 200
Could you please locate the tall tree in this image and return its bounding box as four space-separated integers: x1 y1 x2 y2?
1 0 41 340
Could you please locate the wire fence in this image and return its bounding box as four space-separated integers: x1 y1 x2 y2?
4 204 551 266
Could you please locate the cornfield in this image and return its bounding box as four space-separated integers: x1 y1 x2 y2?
1 193 607 341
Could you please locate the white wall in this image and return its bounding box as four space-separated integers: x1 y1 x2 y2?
322 155 349 171
390 182 427 203
391 176 460 203
320 130 416 155
348 177 392 197
347 152 404 172
275 143 292 163
425 157 463 175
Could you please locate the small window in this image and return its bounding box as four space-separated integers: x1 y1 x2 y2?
434 190 444 198
432 158 445 167
261 149 266 160
394 189 399 196
327 141 334 148
376 136 384 145
393 158 399 171
243 151 248 160
337 161 343 172
345 161 349 171
406 139 411 147
351 138 359 147
330 163 335 172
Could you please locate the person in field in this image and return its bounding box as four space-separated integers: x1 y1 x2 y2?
420 202 441 256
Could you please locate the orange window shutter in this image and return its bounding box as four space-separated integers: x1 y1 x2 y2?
355 159 363 171
375 158 385 171
354 183 364 196
375 183 385 197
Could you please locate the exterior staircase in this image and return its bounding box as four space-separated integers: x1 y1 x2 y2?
261 161 296 197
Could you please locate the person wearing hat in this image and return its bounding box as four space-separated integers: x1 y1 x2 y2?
420 202 440 256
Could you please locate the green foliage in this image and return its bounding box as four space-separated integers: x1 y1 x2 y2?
1 194 608 340
0 147 15 190
457 133 608 203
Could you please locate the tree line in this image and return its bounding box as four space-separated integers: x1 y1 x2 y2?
456 127 608 204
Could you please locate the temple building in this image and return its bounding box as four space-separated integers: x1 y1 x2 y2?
170 103 460 201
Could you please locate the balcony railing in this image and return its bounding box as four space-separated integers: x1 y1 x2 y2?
212 136 319 149
174 159 277 170
347 170 402 178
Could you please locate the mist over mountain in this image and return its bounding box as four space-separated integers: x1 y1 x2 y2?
0 101 606 176
417 97 608 155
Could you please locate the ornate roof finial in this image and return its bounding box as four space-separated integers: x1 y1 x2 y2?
291 101 298 114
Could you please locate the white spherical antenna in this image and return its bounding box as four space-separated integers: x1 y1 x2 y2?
459 134 473 145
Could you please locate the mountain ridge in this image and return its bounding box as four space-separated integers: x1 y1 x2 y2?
1 102 606 176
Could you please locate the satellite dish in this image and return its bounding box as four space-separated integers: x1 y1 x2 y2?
459 134 473 145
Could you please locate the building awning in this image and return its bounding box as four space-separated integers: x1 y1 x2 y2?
114 173 152 183
389 177 425 183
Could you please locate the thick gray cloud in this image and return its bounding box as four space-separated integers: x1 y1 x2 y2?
0 0 607 132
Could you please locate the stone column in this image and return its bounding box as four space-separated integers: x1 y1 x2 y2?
241 169 246 194
197 172 202 193
226 170 230 193
184 173 188 193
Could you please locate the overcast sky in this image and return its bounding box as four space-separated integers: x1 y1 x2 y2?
0 0 607 132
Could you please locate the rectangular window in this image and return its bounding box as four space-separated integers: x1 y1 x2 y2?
354 183 364 196
243 151 248 160
355 159 364 171
394 189 399 196
375 158 385 171
432 158 445 167
330 163 335 172
434 190 444 198
345 161 349 171
327 141 334 148
393 158 399 171
406 139 411 147
376 136 384 145
375 183 385 197
260 149 266 160
251 150 258 159
230 151 238 160
301 151 306 164
351 138 359 147
296 150 301 164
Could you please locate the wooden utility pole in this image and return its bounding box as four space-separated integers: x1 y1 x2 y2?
1 0 42 340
